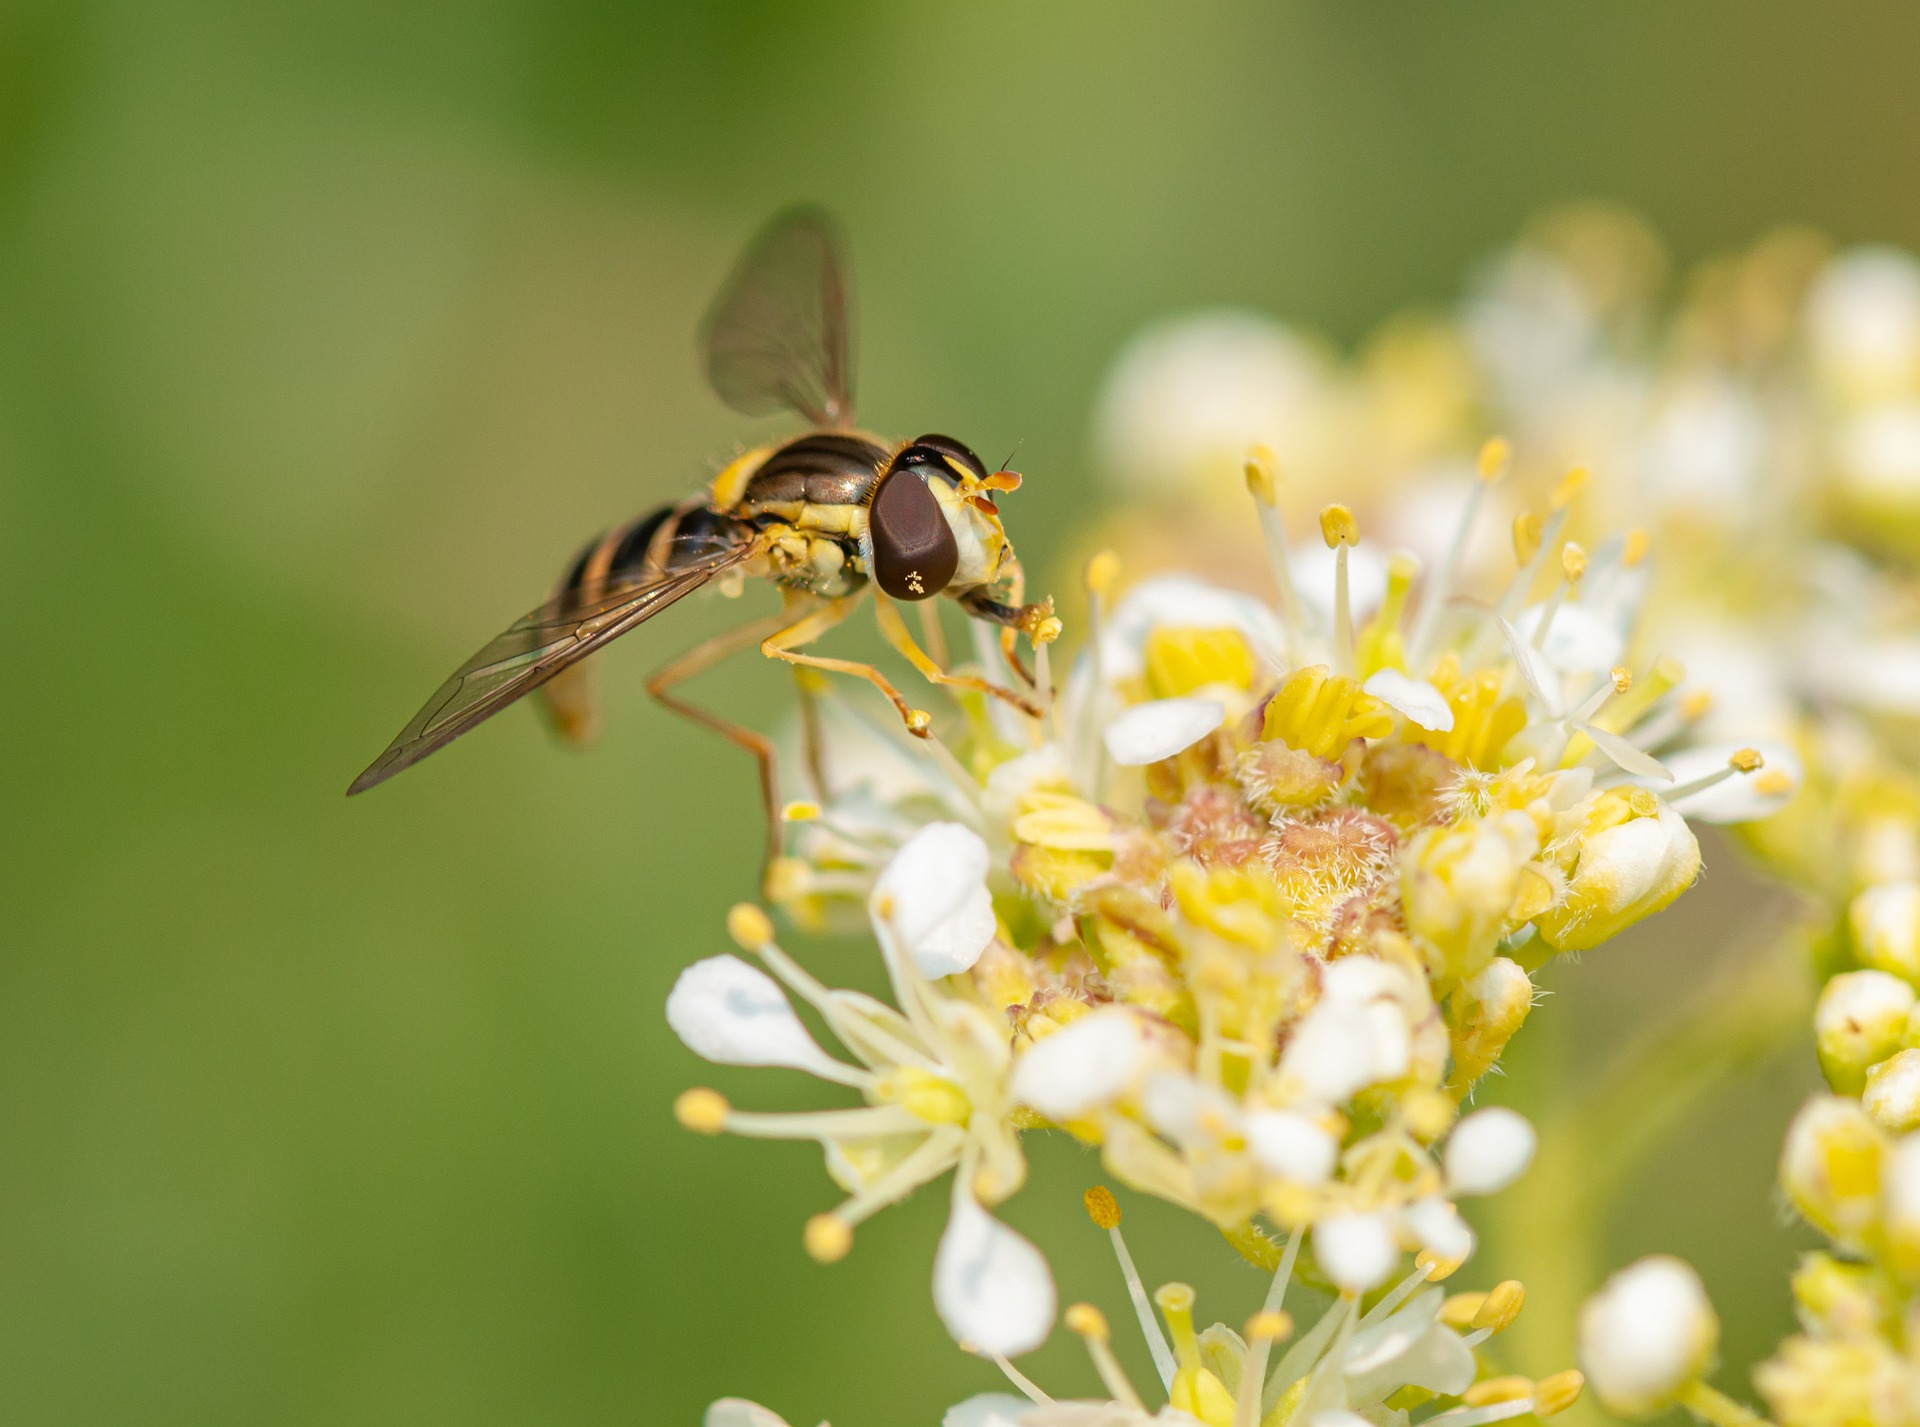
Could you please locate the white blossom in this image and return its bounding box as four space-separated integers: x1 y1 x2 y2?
1578 1256 1718 1416
1444 1107 1537 1196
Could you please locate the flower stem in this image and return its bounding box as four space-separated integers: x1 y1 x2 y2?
1678 1379 1777 1427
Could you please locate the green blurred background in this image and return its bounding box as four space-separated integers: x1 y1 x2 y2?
8 1 1917 1422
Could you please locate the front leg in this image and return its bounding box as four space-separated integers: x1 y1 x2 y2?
761 594 934 738
873 595 1045 719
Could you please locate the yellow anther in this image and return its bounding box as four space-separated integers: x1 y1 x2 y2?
905 708 932 735
1084 1185 1122 1230
1550 465 1590 510
1512 511 1543 566
1473 1279 1527 1333
1610 666 1633 694
1626 787 1660 818
1622 528 1651 566
674 1088 729 1135
781 800 821 823
803 1213 853 1263
1085 549 1121 600
1245 1310 1294 1342
1680 689 1715 721
1245 445 1280 506
1065 1302 1110 1340
1730 747 1765 773
1440 1291 1487 1330
1320 503 1358 548
1476 435 1512 481
1464 1377 1534 1407
1755 770 1793 796
1417 1247 1467 1281
1560 541 1587 584
1033 615 1063 646
1533 1370 1585 1417
726 903 775 951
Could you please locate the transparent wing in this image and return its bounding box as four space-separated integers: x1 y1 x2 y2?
348 541 760 795
700 206 853 427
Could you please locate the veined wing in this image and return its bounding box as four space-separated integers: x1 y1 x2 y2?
700 206 853 428
348 541 760 795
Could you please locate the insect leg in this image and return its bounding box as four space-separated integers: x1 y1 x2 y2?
792 667 831 800
873 595 1043 719
760 596 934 738
646 611 797 870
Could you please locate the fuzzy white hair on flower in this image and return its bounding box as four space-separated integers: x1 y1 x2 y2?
873 822 998 977
667 955 854 1079
1103 697 1226 767
1009 1009 1150 1121
933 1185 1057 1357
1445 1106 1537 1196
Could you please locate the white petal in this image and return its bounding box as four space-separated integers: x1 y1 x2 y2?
1662 741 1802 823
1498 616 1561 717
1576 722 1673 782
705 1401 793 1427
934 1192 1057 1357
873 822 998 977
1098 573 1290 681
1009 1009 1148 1120
1404 1196 1475 1262
666 956 845 1077
1141 1071 1241 1147
1279 1001 1379 1104
1445 1107 1537 1196
1245 1110 1338 1184
1363 670 1455 732
1315 1211 1400 1291
944 1395 1034 1427
1103 697 1226 766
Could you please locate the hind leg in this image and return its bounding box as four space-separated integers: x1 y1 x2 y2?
646 611 801 873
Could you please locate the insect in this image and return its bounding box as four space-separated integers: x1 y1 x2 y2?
348 206 1056 862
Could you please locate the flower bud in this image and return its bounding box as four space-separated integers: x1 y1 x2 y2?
1780 1095 1886 1250
1864 1048 1920 1133
1816 970 1917 1094
1445 1106 1538 1196
1401 822 1526 980
1578 1256 1718 1416
1851 881 1920 982
1536 796 1700 952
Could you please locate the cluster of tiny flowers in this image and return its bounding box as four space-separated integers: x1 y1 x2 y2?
1081 207 1920 1427
666 438 1781 1422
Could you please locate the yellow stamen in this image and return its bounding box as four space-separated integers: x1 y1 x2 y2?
1245 1310 1293 1342
1084 1185 1122 1230
804 1213 853 1263
1560 541 1587 584
1622 528 1651 566
1512 511 1543 567
1730 747 1764 773
1065 1302 1109 1340
1550 465 1590 510
1320 504 1358 547
1477 435 1511 481
1441 1291 1487 1329
1473 1279 1526 1333
1465 1376 1534 1407
1416 1247 1466 1281
1680 689 1714 721
1067 1303 1148 1412
781 800 820 822
726 903 775 951
1755 770 1793 796
1245 446 1279 506
1534 1370 1585 1416
674 1088 729 1135
1610 666 1633 694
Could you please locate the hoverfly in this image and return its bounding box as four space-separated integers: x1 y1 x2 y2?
349 207 1054 861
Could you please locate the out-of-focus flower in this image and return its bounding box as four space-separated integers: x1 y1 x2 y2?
1578 1256 1719 1417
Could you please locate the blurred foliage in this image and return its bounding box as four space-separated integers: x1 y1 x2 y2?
6 0 1917 1422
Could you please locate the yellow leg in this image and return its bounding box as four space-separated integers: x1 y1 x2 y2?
646 611 798 870
761 597 934 739
874 595 1043 719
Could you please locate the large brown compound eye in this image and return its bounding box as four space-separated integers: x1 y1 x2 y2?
870 460 959 601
